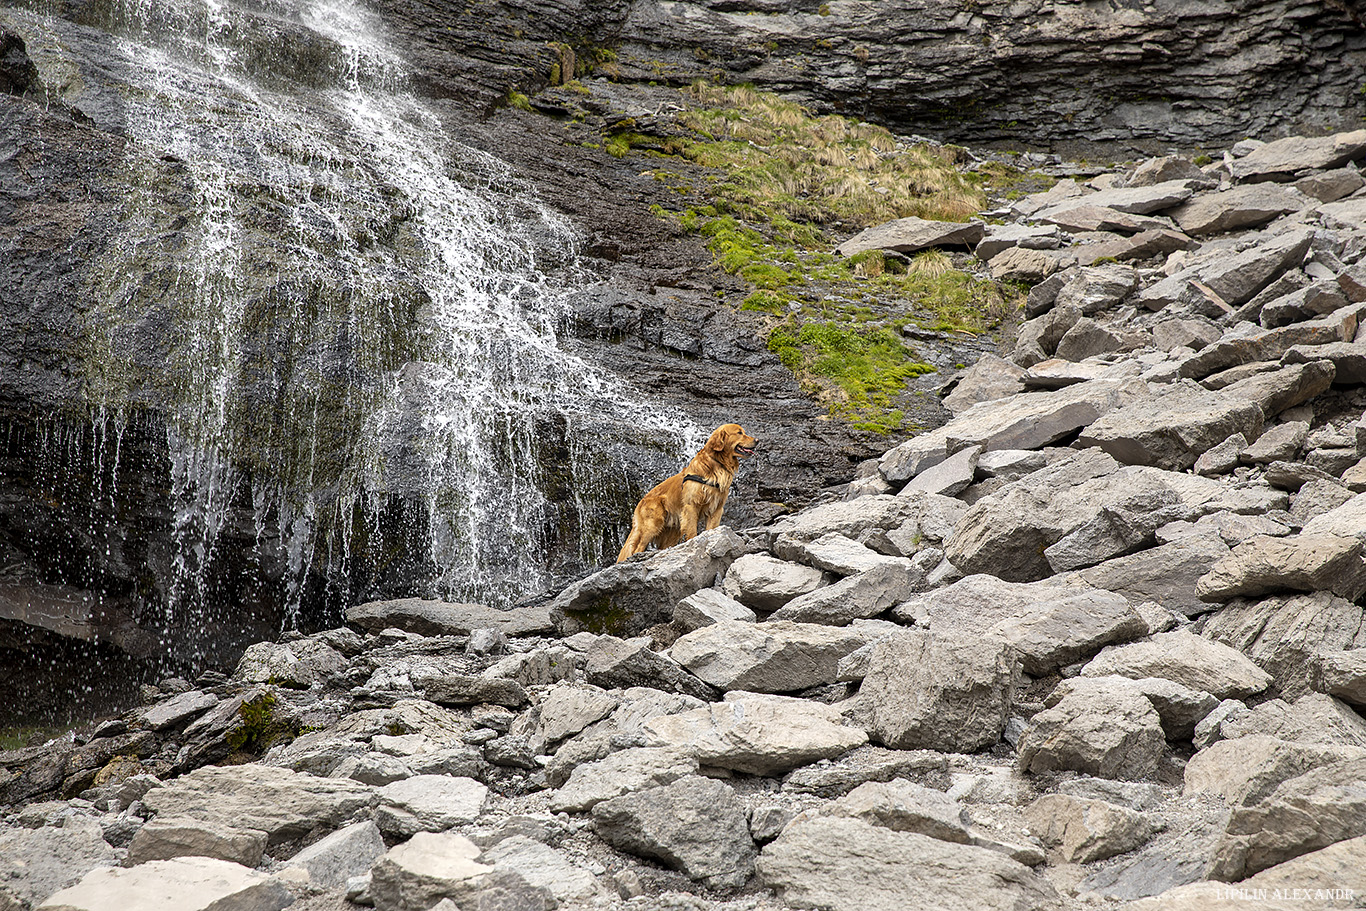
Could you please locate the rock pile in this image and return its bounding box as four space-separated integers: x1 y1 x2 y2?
5 131 1366 910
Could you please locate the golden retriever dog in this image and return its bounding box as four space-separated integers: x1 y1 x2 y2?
617 423 757 562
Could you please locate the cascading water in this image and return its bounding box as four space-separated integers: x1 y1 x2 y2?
2 0 698 676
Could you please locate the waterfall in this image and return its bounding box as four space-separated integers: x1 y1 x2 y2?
6 0 698 663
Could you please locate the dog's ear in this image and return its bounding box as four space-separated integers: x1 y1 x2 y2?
705 426 731 453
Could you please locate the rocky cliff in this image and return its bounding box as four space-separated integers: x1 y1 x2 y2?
3 130 1366 911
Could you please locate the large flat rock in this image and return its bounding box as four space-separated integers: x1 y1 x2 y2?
1231 129 1366 181
669 619 873 692
1080 629 1272 699
36 857 294 911
346 598 552 637
1077 381 1264 470
836 216 984 256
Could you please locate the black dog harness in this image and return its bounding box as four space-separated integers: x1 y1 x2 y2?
684 474 722 490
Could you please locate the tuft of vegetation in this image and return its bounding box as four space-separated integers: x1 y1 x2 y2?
508 90 534 113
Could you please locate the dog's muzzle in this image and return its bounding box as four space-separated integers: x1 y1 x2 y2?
736 443 756 456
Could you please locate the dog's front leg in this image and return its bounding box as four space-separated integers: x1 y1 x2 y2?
678 503 703 541
703 493 728 531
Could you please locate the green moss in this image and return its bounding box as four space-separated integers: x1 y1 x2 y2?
564 597 635 636
224 691 294 756
508 90 533 112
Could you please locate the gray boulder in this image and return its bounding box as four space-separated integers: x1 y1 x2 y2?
592 776 756 891
550 746 699 813
770 562 925 625
346 598 552 637
757 815 1059 911
1184 735 1366 808
137 690 220 731
863 628 1022 753
127 816 267 867
1017 676 1167 780
35 857 294 911
829 780 971 844
942 354 1027 413
1295 167 1366 202
1170 184 1304 235
644 692 866 776
1239 421 1309 464
1284 340 1366 384
369 831 550 911
1178 301 1361 379
1302 491 1366 542
1217 693 1366 749
375 775 487 838
1078 380 1265 470
673 588 755 630
1195 533 1366 603
549 527 748 637
837 216 984 257
1211 756 1366 881
975 223 1062 262
720 553 825 611
279 820 386 890
1081 629 1272 699
669 619 871 692
0 821 117 911
1231 129 1366 181
773 532 914 576
1309 649 1366 706
1074 535 1233 617
894 574 1145 675
1023 793 1155 863
581 635 715 700
478 835 603 905
1220 359 1336 420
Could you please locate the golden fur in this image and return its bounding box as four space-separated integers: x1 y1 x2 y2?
616 423 757 562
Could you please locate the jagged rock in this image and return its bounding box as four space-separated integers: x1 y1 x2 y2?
829 779 971 843
127 816 268 867
863 628 1021 752
668 619 871 692
720 553 825 611
423 675 527 708
1184 735 1366 807
550 746 698 813
1043 487 1191 572
1053 263 1141 313
1129 835 1366 910
1302 491 1366 542
1220 359 1335 419
549 527 748 637
1022 358 1141 391
1239 421 1308 464
780 746 949 798
1023 793 1155 863
1079 810 1230 900
989 245 1064 281
1081 629 1271 699
346 598 552 637
592 776 755 891
35 857 295 911
1210 756 1366 880
1048 675 1218 741
1231 129 1366 181
1074 227 1194 264
893 574 1145 676
770 562 924 625
1295 167 1366 202
141 764 375 845
1194 433 1247 476
773 532 914 576
1036 204 1171 234
1217 693 1366 748
644 691 866 776
974 223 1061 262
1264 459 1339 491
0 821 117 911
1283 341 1366 385
279 820 386 889
946 377 1152 453
1078 380 1265 470
837 217 984 256
136 690 220 732
1129 156 1209 187
1171 184 1305 235
673 588 755 630
757 815 1059 911
899 444 982 497
369 831 549 911
375 775 487 838
1035 179 1197 219
1153 316 1220 353
942 354 1027 413
1178 301 1361 378
1201 591 1366 698
1310 649 1366 706
478 835 603 905
529 685 619 752
1142 227 1316 310
233 640 345 688
1017 676 1167 780
766 492 960 543
581 636 714 699
1196 534 1366 603
1056 317 1128 362
1157 511 1292 548
1346 458 1366 493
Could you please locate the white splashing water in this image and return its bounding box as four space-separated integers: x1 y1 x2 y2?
71 0 698 633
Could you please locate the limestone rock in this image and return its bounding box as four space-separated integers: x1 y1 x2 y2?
1170 184 1304 235
837 217 984 257
1017 676 1167 779
669 619 871 692
346 598 551 637
894 574 1145 676
127 816 267 867
1196 533 1366 603
829 779 971 844
1178 301 1360 379
375 775 487 838
1210 756 1366 880
1217 693 1366 748
279 820 385 890
643 692 867 776
780 745 950 798
1301 491 1366 542
1309 649 1366 706
863 628 1021 753
549 527 748 637
141 764 374 845
942 354 1027 413
137 690 219 732
673 588 755 631
772 532 913 576
478 835 603 905
1081 630 1271 699
720 553 825 611
1295 167 1366 202
1035 179 1196 218
369 831 548 911
1219 359 1335 420
770 562 924 625
550 746 699 813
899 444 982 497
592 776 755 891
0 822 117 911
757 815 1059 911
1023 793 1155 862
36 857 293 911
1184 735 1366 807
1239 421 1308 464
975 222 1061 262
581 635 714 700
1075 535 1233 617
1231 129 1366 181
1078 380 1265 470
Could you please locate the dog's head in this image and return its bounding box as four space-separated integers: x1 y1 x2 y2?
706 423 758 460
